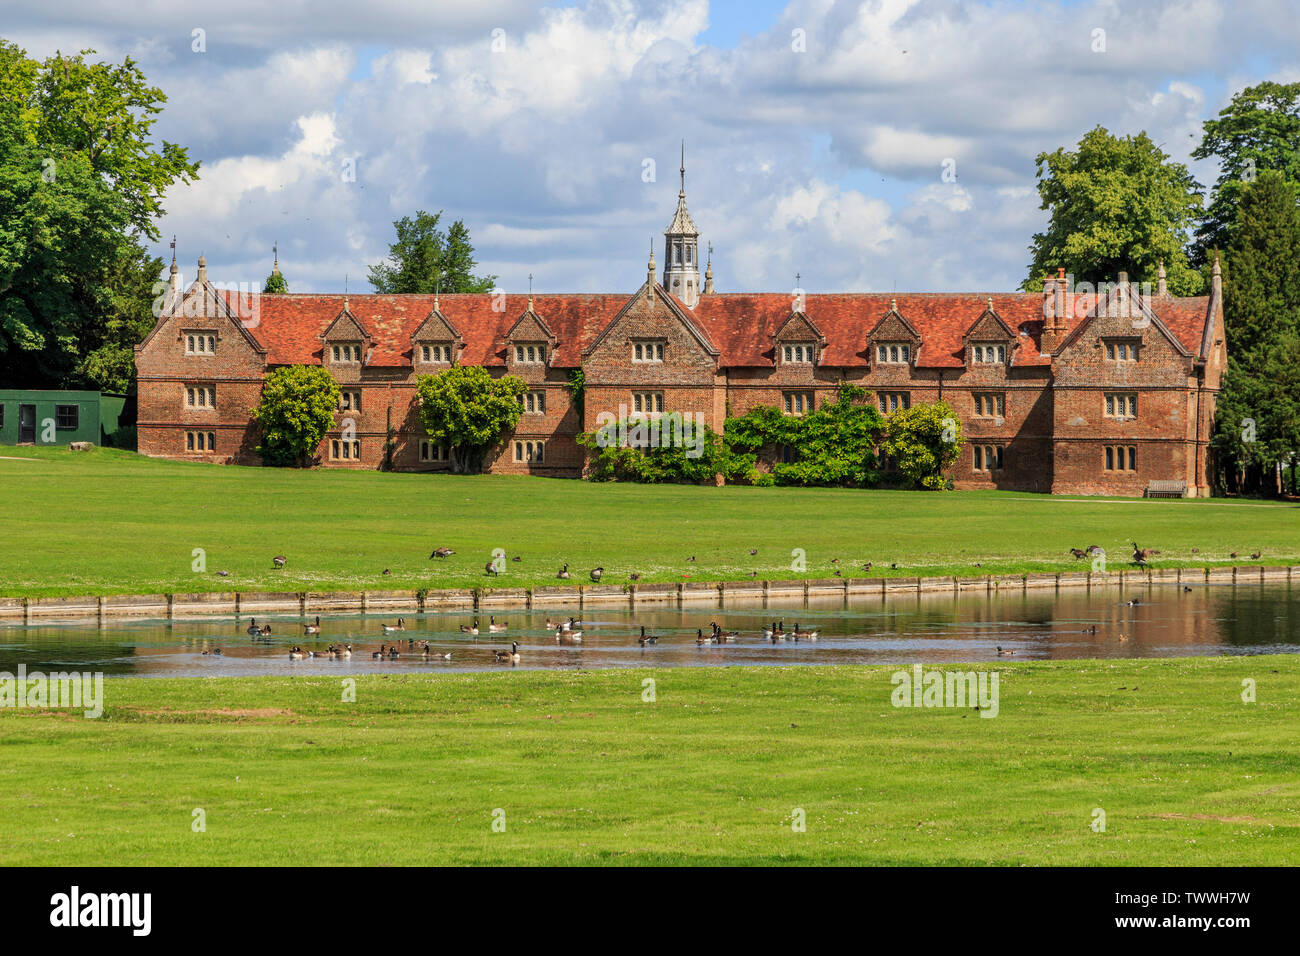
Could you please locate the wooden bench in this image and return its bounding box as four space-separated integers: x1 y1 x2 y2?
1144 480 1186 498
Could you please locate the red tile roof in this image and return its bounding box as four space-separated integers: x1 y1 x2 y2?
220 288 1209 370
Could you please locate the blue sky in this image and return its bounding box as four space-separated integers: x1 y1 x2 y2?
5 0 1298 296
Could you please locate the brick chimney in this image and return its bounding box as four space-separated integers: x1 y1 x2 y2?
1039 266 1067 353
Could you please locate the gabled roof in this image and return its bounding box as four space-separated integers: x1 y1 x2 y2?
581 282 719 358
321 306 371 342
962 300 1016 341
410 306 462 342
506 305 557 343
137 278 267 355
1052 282 1193 358
201 285 1213 371
773 310 826 344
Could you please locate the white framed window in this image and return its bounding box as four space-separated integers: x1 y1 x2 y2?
632 340 666 363
185 385 216 409
514 343 547 364
330 439 361 461
632 391 664 414
1104 393 1137 419
1105 445 1137 472
419 440 448 462
521 391 546 414
972 343 1007 364
876 343 910 364
973 444 1004 471
879 392 910 413
1105 340 1140 362
185 431 217 453
513 440 545 463
420 343 453 363
185 332 217 355
973 393 1004 418
782 342 815 363
331 343 362 363
783 391 813 415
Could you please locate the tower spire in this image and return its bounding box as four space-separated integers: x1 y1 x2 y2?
663 142 701 308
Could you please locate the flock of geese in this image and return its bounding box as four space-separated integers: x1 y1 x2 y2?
221 613 828 664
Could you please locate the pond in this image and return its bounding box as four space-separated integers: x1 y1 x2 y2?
2 582 1297 677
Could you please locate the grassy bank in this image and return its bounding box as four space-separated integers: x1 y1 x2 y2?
1 445 1297 598
0 658 1296 865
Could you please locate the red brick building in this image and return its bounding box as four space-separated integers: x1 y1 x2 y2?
136 182 1225 496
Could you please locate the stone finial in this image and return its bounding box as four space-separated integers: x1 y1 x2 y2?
1212 254 1222 297
1156 260 1167 296
1212 255 1221 276
703 243 715 295
196 255 207 284
647 240 656 303
890 296 898 312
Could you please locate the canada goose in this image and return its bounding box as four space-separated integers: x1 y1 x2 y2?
1251 550 1261 560
493 641 520 663
1183 585 1193 592
381 618 406 633
488 616 508 633
555 625 582 643
289 646 305 660
792 623 818 641
637 626 657 646
861 562 872 572
272 555 287 569
309 648 334 660
1069 548 1087 559
387 646 399 659
259 623 272 636
762 620 786 639
484 561 499 576
430 547 455 559
1086 545 1102 555
995 645 1013 656
711 622 739 642
372 645 387 659
1131 542 1161 566
460 619 479 635
303 615 321 635
557 563 571 579
423 647 451 660
590 567 603 582
566 616 583 629
339 643 353 659
695 628 714 645
246 619 262 637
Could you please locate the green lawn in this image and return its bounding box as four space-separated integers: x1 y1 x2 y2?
0 659 1295 865
1 445 1297 599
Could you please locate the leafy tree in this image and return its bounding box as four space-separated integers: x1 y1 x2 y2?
1022 126 1204 296
75 239 164 392
1211 170 1300 494
368 210 496 294
879 400 962 490
725 384 884 487
263 267 288 294
1192 81 1300 261
1219 171 1300 356
0 40 198 389
252 365 341 467
415 365 526 473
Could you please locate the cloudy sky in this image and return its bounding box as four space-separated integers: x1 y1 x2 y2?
6 0 1299 295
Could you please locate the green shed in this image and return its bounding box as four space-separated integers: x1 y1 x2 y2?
0 390 105 446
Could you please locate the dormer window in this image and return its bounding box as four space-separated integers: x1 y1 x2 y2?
876 343 910 364
331 343 362 363
420 343 453 364
972 343 1007 364
514 343 547 364
632 340 665 363
782 343 816 364
185 332 217 355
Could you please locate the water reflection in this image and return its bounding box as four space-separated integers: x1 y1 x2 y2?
1 584 1297 677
